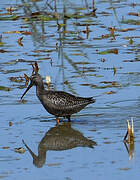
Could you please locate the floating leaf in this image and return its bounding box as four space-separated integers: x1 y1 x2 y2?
71 53 86 57
4 30 32 35
57 23 65 30
58 23 65 27
22 31 32 35
6 7 17 12
0 15 19 21
4 30 21 34
9 76 24 83
0 35 4 46
3 69 26 74
64 13 85 19
0 86 11 91
98 48 118 55
104 91 116 94
63 30 76 34
128 12 140 16
0 42 4 46
2 146 9 149
9 121 13 126
119 167 131 171
17 37 23 46
80 83 91 86
104 141 111 144
14 147 25 154
129 38 133 45
123 59 139 62
133 84 140 86
101 81 117 84
24 18 29 22
117 28 136 32
100 81 120 87
73 61 90 65
0 49 7 53
92 82 121 89
39 15 56 21
64 80 69 85
121 19 140 25
0 12 12 16
101 34 110 39
113 66 117 75
24 74 29 87
47 163 61 167
20 99 27 103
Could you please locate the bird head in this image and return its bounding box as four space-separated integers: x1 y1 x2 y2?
21 62 43 100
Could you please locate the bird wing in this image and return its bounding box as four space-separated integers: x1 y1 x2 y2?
46 91 91 107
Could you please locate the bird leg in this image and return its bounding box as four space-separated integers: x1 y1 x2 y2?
56 117 59 124
66 115 71 122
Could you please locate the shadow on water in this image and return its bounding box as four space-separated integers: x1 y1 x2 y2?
22 122 97 168
123 141 135 160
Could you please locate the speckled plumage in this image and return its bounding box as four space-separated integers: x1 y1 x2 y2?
21 73 96 121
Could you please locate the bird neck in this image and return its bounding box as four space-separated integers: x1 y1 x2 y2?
36 81 45 94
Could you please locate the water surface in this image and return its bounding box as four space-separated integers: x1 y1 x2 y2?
0 0 140 179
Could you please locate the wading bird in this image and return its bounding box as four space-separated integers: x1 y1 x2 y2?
21 62 96 123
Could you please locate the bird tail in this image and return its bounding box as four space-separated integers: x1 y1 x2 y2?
88 97 96 103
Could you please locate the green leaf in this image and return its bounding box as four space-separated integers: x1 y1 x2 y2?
0 86 11 91
98 49 118 55
121 19 140 25
0 15 19 21
129 38 133 44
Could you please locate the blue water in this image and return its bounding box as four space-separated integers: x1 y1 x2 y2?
0 0 140 179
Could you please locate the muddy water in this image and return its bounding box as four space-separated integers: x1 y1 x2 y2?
0 0 140 179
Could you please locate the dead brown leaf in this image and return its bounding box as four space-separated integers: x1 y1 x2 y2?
100 81 117 84
2 146 9 149
9 121 13 126
117 28 136 32
104 91 116 95
22 31 32 35
0 49 7 53
24 74 29 87
18 37 23 46
128 12 140 16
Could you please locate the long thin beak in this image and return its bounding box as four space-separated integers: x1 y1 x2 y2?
21 81 33 100
22 139 37 160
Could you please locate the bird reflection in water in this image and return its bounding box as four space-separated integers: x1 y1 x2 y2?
22 122 97 168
